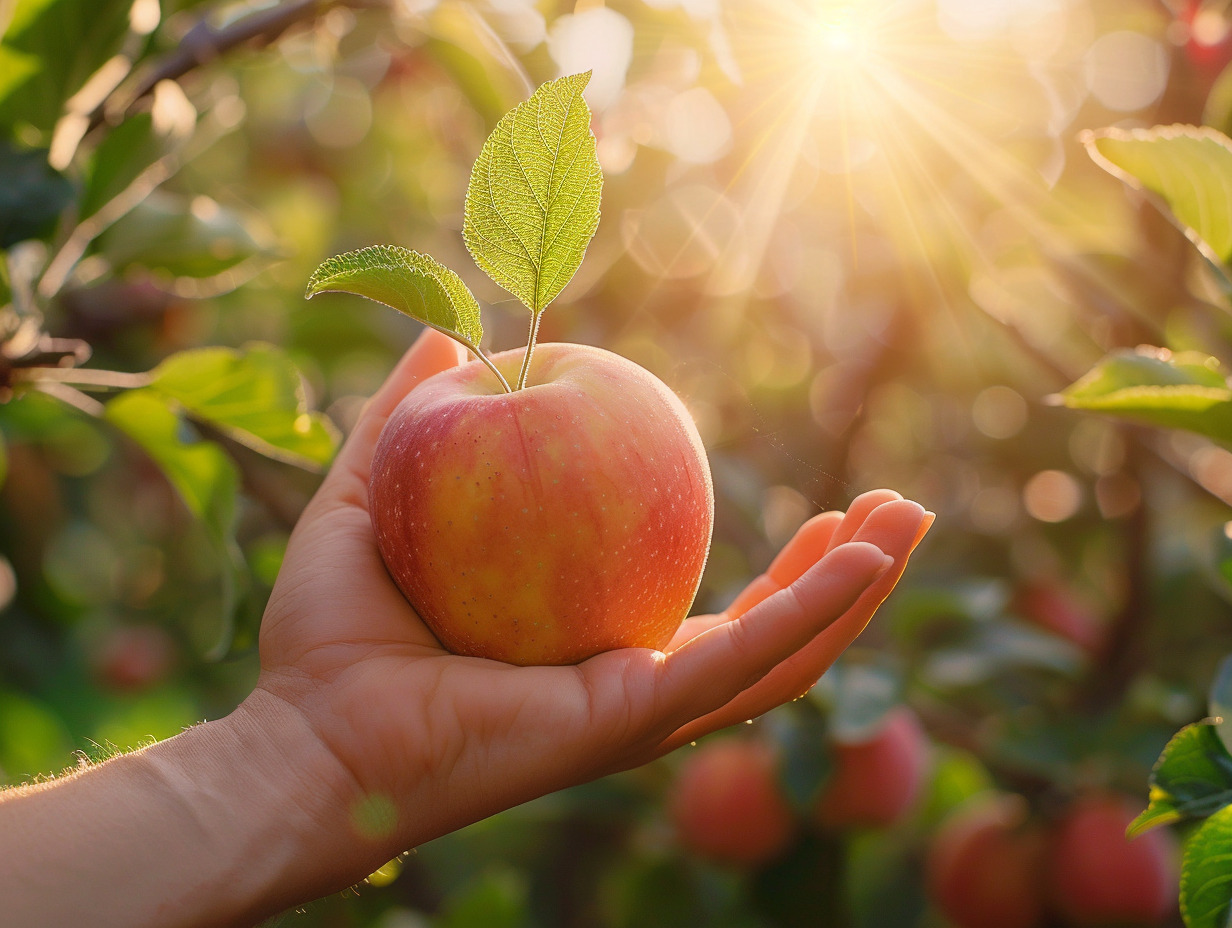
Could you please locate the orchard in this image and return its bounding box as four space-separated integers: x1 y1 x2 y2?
7 0 1232 926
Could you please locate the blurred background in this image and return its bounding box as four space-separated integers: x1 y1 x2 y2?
3 0 1232 925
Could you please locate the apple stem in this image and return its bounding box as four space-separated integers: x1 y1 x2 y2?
515 311 543 391
475 347 513 393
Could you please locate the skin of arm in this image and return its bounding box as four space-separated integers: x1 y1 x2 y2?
0 328 933 927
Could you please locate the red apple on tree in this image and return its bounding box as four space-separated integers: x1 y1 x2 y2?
1046 793 1179 927
925 792 1048 928
812 705 930 829
668 737 796 868
307 73 713 664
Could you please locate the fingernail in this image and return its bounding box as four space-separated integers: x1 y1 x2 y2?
874 552 895 578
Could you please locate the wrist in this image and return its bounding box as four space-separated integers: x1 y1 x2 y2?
148 684 387 924
0 686 386 928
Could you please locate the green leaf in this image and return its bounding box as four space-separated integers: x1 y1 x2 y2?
766 706 834 810
80 114 178 220
306 245 484 350
98 191 270 279
1211 655 1232 759
463 71 603 315
148 344 339 470
1084 125 1232 267
0 0 133 136
811 658 904 742
0 143 72 247
104 389 245 656
1058 347 1232 447
1181 804 1232 928
1128 722 1232 838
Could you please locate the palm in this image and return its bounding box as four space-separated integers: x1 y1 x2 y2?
255 330 931 850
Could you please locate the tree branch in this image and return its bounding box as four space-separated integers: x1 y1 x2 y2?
90 0 388 130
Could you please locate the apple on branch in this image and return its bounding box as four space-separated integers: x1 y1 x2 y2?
305 73 714 665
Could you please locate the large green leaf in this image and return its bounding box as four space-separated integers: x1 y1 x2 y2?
306 245 484 350
1129 722 1232 837
149 344 339 470
98 191 271 279
1181 804 1232 928
463 72 602 315
1058 347 1232 447
1084 125 1232 267
104 389 244 655
0 0 133 136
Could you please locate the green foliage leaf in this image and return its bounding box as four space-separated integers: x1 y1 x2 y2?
80 114 183 220
148 344 338 470
1128 722 1232 837
98 191 271 279
1084 124 1232 266
463 72 602 315
811 657 904 742
0 0 133 136
104 389 245 656
0 143 72 247
1181 804 1232 928
306 245 484 349
766 706 834 810
1058 347 1232 446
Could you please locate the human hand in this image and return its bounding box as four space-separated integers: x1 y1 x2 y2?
250 328 933 892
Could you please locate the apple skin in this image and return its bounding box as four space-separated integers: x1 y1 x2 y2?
369 342 714 666
1046 793 1179 927
668 738 796 868
813 706 931 829
925 792 1048 928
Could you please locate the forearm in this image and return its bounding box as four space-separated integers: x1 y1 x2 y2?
0 688 374 928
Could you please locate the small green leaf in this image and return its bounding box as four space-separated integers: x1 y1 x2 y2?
1128 721 1232 838
1058 347 1232 447
1084 124 1232 267
104 389 245 656
306 244 484 350
148 344 338 470
463 72 602 315
1181 804 1232 928
1211 656 1232 759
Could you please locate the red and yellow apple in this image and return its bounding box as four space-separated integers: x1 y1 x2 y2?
1046 793 1179 927
369 342 713 666
668 738 796 868
813 706 931 829
925 792 1048 928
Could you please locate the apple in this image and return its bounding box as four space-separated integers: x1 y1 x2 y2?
925 792 1048 928
668 738 796 868
92 625 177 693
1046 793 1179 927
813 706 930 829
369 341 714 666
1011 581 1105 657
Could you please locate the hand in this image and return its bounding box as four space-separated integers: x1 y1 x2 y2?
253 328 933 883
0 327 931 928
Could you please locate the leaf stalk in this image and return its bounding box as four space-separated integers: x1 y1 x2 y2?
516 311 543 391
